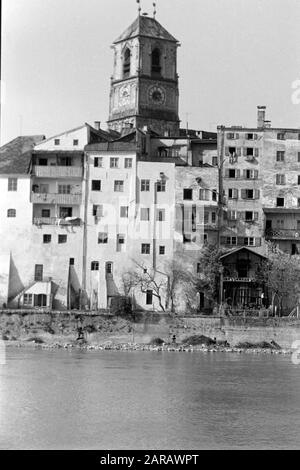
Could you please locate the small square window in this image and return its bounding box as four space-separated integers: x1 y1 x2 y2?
141 243 150 254
43 234 51 244
92 180 101 191
229 169 236 178
7 209 16 218
110 158 119 168
120 206 129 218
141 180 150 192
42 209 50 218
157 180 166 192
73 139 79 146
298 175 300 185
114 180 124 192
94 157 103 168
125 158 133 169
98 232 108 244
58 234 67 244
276 174 285 185
69 258 75 266
140 208 150 221
157 209 165 221
8 178 18 191
54 139 60 145
276 151 285 162
91 261 99 271
183 188 193 200
117 234 125 244
23 294 33 306
277 197 284 207
93 205 103 217
159 246 165 255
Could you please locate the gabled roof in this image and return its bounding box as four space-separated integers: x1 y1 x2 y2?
0 135 45 175
114 15 178 44
219 247 267 260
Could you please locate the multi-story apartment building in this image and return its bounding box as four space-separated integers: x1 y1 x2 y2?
0 13 218 312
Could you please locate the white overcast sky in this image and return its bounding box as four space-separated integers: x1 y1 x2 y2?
1 0 300 144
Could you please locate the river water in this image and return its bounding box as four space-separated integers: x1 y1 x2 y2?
0 348 299 450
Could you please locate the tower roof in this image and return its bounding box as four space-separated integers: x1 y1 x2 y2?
114 15 178 44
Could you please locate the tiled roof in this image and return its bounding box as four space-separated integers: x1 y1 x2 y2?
0 136 45 174
85 142 137 152
114 15 178 44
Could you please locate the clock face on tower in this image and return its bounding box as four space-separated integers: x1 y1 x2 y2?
148 85 166 106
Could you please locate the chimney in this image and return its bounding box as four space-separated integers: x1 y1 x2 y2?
264 120 272 129
257 106 266 128
94 121 101 130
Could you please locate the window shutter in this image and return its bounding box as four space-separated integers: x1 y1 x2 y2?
254 133 258 140
237 237 244 246
225 147 230 156
254 212 259 221
255 238 262 247
243 148 247 156
225 169 229 177
241 189 246 199
254 170 259 179
254 148 259 157
243 169 247 178
235 133 239 140
234 189 238 199
236 147 241 156
255 189 260 199
237 211 243 220
236 169 240 179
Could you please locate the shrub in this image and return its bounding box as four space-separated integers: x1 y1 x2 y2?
26 336 44 344
2 334 9 341
84 324 97 334
149 337 165 346
236 341 278 349
182 335 216 346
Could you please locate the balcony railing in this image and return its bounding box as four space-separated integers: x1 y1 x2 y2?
265 228 300 240
31 192 82 205
223 277 255 283
33 166 82 178
33 217 82 226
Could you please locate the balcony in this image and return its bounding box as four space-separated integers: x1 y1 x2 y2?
31 192 82 205
33 217 82 227
33 165 82 178
265 228 300 240
223 277 255 283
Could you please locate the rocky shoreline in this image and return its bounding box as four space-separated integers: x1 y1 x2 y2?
5 340 292 356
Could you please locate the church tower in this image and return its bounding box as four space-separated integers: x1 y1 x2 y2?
108 12 180 136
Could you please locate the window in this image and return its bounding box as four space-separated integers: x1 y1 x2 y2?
298 175 300 185
7 209 16 218
212 190 217 202
141 243 150 254
93 205 103 217
276 197 285 207
241 189 255 199
73 139 79 146
204 233 208 243
151 48 161 76
34 264 43 281
125 158 133 169
298 152 300 163
146 290 153 305
197 263 201 273
91 261 99 271
58 234 67 244
110 158 119 168
92 180 101 191
298 198 300 208
57 156 72 166
245 211 254 222
277 133 285 140
199 189 210 201
106 262 113 275
42 209 50 218
54 139 60 145
156 180 166 192
159 246 165 255
246 147 254 156
244 237 254 246
114 180 124 192
244 169 258 179
8 178 17 191
23 294 33 306
183 234 196 243
228 188 238 199
229 169 237 178
183 188 193 200
211 212 216 224
140 208 150 221
157 209 165 221
58 184 71 194
94 157 103 168
120 206 129 218
123 48 131 78
227 210 237 221
117 234 125 245
246 133 257 140
69 258 75 266
276 174 285 185
59 207 72 218
276 151 285 162
43 234 51 244
227 132 235 140
212 156 218 166
204 212 209 224
98 232 108 244
141 179 150 192
225 237 237 246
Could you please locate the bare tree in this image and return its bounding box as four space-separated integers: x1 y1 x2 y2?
163 259 193 313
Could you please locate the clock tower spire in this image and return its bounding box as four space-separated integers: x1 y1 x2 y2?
108 12 180 136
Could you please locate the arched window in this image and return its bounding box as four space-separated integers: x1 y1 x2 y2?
123 48 131 78
7 209 16 218
151 48 161 76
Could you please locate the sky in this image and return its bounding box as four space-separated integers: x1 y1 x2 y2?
1 0 300 145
